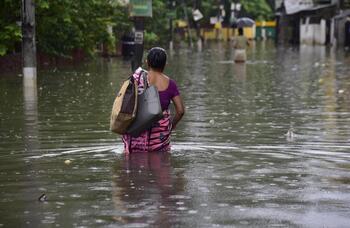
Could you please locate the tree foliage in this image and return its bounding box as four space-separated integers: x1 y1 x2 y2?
0 0 131 57
0 0 22 56
198 0 273 24
35 0 128 57
240 0 273 20
0 0 273 57
144 0 168 46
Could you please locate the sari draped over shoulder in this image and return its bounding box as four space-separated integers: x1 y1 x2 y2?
122 68 172 153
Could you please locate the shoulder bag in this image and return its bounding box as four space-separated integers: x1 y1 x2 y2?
110 76 138 134
127 72 163 137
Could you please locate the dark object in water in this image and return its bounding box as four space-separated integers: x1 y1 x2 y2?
38 194 47 202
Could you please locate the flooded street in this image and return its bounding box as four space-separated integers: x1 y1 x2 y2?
1 42 350 227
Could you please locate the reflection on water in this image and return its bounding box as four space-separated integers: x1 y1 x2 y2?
1 42 350 227
112 152 186 227
22 76 41 226
233 62 247 81
23 75 39 152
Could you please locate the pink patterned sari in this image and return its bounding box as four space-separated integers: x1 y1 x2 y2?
122 68 172 153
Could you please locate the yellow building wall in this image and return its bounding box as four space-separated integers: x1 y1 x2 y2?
201 26 256 40
255 21 276 27
198 21 276 41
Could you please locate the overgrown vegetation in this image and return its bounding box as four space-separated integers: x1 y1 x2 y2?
0 0 273 57
0 0 22 56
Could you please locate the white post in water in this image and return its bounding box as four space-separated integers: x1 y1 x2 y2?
22 0 37 79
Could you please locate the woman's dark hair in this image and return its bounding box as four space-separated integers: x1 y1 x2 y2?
238 28 244 35
147 47 167 72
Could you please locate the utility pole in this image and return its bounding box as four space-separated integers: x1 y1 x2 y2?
129 0 152 72
22 0 38 147
182 0 193 48
193 0 203 49
22 0 37 80
168 0 176 51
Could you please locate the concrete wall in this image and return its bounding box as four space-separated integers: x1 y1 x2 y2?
300 18 326 45
334 10 350 47
315 19 326 44
335 17 347 46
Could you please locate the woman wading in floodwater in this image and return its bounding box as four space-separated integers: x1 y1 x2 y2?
233 27 250 62
122 47 185 153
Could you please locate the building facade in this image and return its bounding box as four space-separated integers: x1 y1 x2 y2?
276 0 350 47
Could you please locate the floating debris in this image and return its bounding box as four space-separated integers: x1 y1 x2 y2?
38 194 47 202
188 210 198 214
64 159 71 165
286 128 295 141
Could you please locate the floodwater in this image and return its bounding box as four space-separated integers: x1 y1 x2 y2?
1 42 350 227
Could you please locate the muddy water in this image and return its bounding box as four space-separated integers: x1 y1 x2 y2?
1 42 350 227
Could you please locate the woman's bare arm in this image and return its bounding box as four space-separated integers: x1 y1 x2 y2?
171 95 185 130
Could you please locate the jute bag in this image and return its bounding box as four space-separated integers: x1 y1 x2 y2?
110 77 138 134
126 72 163 137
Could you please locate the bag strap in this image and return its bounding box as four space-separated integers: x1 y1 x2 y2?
141 71 149 89
129 75 135 83
129 136 132 153
136 70 148 88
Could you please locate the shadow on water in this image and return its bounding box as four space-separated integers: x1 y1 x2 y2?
1 41 350 227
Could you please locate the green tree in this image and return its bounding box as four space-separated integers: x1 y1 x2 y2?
0 0 21 56
112 3 133 45
169 0 273 32
36 0 120 57
0 0 273 58
240 0 273 20
144 0 169 46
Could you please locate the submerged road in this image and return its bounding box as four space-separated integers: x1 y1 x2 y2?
1 42 350 227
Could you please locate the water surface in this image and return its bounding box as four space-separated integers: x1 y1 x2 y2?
1 42 350 227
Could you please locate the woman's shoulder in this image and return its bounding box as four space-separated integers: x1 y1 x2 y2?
161 73 170 81
159 74 179 92
163 74 175 84
168 78 179 88
168 79 180 96
161 74 178 88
